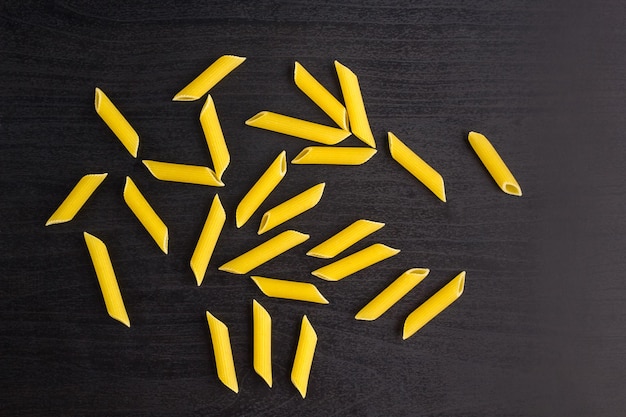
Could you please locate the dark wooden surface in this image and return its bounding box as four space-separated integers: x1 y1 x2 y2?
1 1 625 416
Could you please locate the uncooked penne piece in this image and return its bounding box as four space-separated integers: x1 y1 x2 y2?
334 61 376 148
46 173 107 226
388 132 446 202
468 131 522 196
294 61 349 130
142 160 224 186
219 230 310 275
200 95 230 181
83 232 130 327
245 111 351 145
403 271 466 339
123 177 168 254
235 151 287 228
291 147 376 165
291 315 317 399
258 183 325 235
355 268 430 321
190 195 226 286
312 243 399 281
173 55 246 101
252 300 272 387
251 276 329 304
307 219 384 259
94 88 139 158
206 311 239 393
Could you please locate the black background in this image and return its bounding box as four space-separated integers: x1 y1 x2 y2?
1 1 625 416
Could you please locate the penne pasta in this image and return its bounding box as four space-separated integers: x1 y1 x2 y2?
403 271 466 339
355 268 430 321
190 194 226 286
83 232 130 327
388 132 447 202
334 61 376 148
235 151 287 228
245 111 351 145
291 146 377 165
206 311 239 393
46 173 107 226
219 230 309 275
468 131 522 196
258 183 325 235
307 219 384 259
312 243 399 281
173 55 246 101
123 177 169 254
200 95 230 181
252 300 272 387
251 276 329 304
94 88 139 158
142 160 224 186
294 61 349 130
291 315 317 399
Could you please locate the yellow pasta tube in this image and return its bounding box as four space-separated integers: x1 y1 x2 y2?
190 195 226 286
142 160 224 186
123 177 168 254
46 173 107 226
219 230 309 275
251 276 329 304
403 271 466 340
94 88 139 158
334 60 376 148
307 219 384 259
468 131 522 196
291 146 377 165
294 61 349 130
83 232 130 327
258 183 325 235
245 111 351 145
312 243 399 281
252 300 272 387
200 95 230 181
205 311 239 393
355 268 430 321
235 151 287 228
173 55 246 101
291 315 317 399
388 132 446 202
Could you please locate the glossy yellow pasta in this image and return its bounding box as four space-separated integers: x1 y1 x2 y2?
123 177 168 254
200 95 230 181
219 230 309 275
252 300 272 387
173 55 246 101
206 311 239 393
251 276 329 304
388 132 446 202
306 219 384 259
403 271 466 340
468 131 522 196
46 173 107 226
142 160 224 186
355 268 430 321
334 61 376 148
291 315 317 398
235 151 287 228
245 111 351 145
294 61 349 130
258 183 325 235
83 232 130 327
312 243 399 281
291 146 377 165
94 88 139 158
190 195 226 286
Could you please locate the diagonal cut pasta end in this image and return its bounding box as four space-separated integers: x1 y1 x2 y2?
245 111 267 126
503 182 522 196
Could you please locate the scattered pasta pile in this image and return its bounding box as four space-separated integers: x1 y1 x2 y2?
46 55 522 398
